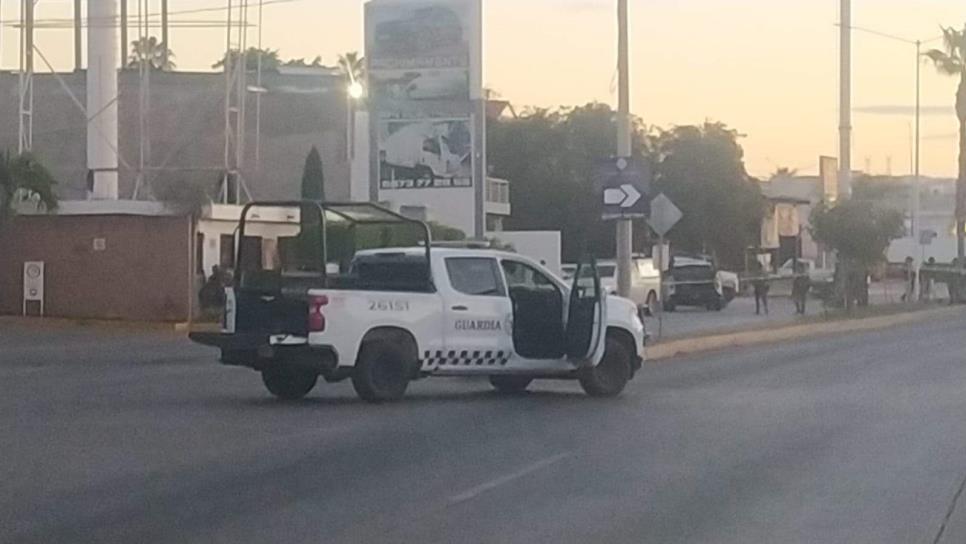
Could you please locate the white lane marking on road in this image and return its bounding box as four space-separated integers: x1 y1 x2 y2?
448 452 574 505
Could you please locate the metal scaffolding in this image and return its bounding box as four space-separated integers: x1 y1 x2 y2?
219 0 252 204
6 0 259 202
18 0 34 154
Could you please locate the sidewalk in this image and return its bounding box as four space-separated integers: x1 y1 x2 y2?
646 279 911 341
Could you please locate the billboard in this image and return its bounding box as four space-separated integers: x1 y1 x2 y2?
366 0 482 190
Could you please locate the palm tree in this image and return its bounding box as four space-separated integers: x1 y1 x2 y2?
213 47 281 73
924 24 966 261
127 36 176 71
284 56 326 68
0 151 58 223
337 51 366 85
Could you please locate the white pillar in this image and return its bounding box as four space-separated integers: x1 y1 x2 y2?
616 0 633 298
838 0 852 198
88 0 120 200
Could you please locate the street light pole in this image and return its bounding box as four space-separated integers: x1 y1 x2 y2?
914 40 921 244
616 0 633 298
839 0 852 198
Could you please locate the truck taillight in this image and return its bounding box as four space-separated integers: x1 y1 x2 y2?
308 295 329 332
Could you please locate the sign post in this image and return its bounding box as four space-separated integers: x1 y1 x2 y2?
646 193 683 337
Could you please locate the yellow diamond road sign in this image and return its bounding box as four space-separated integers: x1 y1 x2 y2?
647 193 682 237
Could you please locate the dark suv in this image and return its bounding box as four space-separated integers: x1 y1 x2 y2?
664 256 724 312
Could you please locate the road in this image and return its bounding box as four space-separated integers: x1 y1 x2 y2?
2 311 966 544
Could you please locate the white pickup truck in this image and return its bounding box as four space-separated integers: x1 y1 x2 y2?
191 202 647 403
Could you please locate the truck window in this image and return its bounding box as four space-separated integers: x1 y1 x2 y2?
446 258 506 297
501 260 556 290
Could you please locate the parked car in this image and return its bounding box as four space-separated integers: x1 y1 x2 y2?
777 258 835 295
717 270 740 302
563 257 662 316
664 256 724 312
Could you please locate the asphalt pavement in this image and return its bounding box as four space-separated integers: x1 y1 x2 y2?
3 311 966 544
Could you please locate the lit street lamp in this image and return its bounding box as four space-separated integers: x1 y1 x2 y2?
348 81 365 100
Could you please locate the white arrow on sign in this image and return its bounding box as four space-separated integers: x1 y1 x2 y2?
603 184 642 208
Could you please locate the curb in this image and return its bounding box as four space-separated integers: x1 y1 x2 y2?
0 316 200 333
646 305 966 361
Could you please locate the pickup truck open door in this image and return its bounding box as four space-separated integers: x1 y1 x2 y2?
566 258 607 367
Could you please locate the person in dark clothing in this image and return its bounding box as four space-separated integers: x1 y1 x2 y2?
752 263 770 315
901 257 916 303
199 265 227 312
791 263 810 315
920 257 935 302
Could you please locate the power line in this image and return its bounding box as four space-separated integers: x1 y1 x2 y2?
0 0 306 27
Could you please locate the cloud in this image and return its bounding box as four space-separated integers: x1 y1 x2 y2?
854 105 954 116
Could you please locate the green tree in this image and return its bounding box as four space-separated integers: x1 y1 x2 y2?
810 198 905 308
284 56 325 68
126 36 175 71
652 122 764 269
810 199 905 269
488 103 649 261
924 24 966 261
213 47 281 72
0 151 58 223
301 146 325 201
152 177 211 219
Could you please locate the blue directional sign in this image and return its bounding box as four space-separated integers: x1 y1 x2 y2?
597 157 652 220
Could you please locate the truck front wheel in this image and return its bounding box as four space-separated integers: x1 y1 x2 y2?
262 366 318 401
578 336 632 398
352 341 412 403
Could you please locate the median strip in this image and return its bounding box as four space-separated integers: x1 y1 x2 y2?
646 305 966 361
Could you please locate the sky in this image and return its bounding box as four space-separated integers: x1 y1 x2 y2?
1 0 964 179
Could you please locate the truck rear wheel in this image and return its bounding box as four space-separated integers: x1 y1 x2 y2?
578 336 631 398
261 366 318 401
352 341 412 403
489 376 533 394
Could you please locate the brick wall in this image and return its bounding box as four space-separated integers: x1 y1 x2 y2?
0 215 193 322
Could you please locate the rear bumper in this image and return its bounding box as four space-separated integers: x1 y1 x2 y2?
189 332 338 373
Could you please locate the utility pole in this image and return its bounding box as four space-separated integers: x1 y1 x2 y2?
120 0 128 64
914 40 921 244
839 0 852 198
73 0 82 72
616 0 633 298
161 0 169 67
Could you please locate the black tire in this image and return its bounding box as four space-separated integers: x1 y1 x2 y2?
578 336 632 398
663 300 676 312
261 366 318 401
489 375 533 394
352 340 413 403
